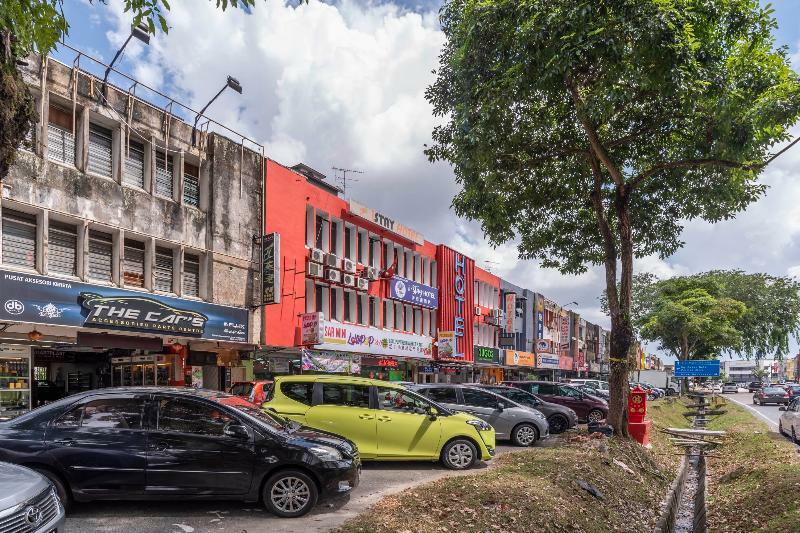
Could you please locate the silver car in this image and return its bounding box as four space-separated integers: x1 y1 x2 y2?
0 462 65 533
411 384 549 446
779 398 800 444
721 382 739 394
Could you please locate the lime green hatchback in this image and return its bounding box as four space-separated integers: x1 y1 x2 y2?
263 375 495 469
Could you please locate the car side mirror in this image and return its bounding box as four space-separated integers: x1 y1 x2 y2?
427 406 439 421
779 406 787 411
497 402 505 412
224 424 250 440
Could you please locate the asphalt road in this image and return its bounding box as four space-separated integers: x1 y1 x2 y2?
724 391 782 429
64 444 522 533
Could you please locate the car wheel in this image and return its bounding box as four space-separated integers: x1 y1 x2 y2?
779 421 784 436
441 439 478 470
548 415 569 434
262 470 318 518
512 423 539 447
587 409 605 423
793 427 798 445
32 467 71 512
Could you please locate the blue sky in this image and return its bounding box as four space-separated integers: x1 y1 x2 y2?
51 1 800 363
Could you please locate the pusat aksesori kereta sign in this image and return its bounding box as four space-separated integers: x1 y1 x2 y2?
348 199 425 245
80 293 208 335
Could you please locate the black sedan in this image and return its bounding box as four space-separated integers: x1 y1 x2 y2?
753 386 791 406
0 387 360 518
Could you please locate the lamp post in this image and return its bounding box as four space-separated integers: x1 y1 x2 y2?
101 24 150 102
191 76 243 146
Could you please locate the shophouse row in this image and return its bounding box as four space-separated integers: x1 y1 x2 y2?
0 52 610 417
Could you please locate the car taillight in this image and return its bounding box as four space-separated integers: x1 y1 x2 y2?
784 393 790 397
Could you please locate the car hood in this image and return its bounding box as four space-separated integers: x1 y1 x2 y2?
285 427 358 458
0 462 50 511
450 411 491 426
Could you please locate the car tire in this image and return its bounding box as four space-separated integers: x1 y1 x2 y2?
779 421 784 436
793 427 798 445
31 467 71 512
548 415 569 434
511 423 539 447
262 470 318 518
587 409 605 423
440 439 478 470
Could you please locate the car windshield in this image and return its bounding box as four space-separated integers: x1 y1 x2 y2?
763 387 785 394
216 396 293 431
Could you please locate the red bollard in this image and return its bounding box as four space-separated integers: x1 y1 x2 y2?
627 385 652 446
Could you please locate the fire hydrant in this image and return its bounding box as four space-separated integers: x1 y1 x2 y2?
627 385 652 446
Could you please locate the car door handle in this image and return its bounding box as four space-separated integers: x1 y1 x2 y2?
149 441 169 452
358 414 375 420
377 415 392 422
52 438 74 447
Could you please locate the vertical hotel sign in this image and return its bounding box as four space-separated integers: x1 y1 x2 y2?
261 233 280 305
436 245 474 363
452 253 467 358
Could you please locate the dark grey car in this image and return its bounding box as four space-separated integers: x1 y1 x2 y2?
410 384 549 446
477 384 578 434
0 462 65 532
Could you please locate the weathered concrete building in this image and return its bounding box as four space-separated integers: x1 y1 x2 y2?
0 52 263 402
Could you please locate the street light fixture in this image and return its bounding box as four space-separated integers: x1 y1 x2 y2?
191 76 243 146
101 24 150 102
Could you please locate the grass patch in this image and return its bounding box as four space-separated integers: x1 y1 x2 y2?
337 436 674 533
703 399 800 533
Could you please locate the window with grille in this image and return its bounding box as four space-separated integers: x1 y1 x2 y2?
124 140 145 188
48 221 77 276
183 162 200 207
88 230 113 283
154 247 174 293
87 123 113 178
123 240 146 287
47 105 75 165
1 209 37 269
183 253 200 297
155 151 174 199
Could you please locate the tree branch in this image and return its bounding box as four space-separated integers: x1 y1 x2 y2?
629 158 759 190
565 73 626 186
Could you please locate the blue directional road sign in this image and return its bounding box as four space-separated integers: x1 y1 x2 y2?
674 359 721 378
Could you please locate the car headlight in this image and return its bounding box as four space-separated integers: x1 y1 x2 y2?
531 410 546 420
466 419 492 432
309 445 343 461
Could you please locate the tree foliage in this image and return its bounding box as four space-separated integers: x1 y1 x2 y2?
426 0 800 432
632 270 800 360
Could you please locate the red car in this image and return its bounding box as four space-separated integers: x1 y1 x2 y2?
228 380 273 405
503 381 608 423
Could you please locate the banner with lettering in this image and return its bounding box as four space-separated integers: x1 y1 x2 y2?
313 320 434 359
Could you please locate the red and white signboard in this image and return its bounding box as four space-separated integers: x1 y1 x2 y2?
300 312 324 345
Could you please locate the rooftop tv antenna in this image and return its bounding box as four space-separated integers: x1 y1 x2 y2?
332 167 364 196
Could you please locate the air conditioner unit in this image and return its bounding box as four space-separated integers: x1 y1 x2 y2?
310 248 325 263
326 269 341 283
492 308 503 318
474 306 482 316
342 258 357 273
366 266 380 280
357 278 369 291
308 262 324 278
324 253 340 269
342 273 356 287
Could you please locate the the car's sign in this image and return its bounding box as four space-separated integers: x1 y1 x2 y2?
0 268 248 342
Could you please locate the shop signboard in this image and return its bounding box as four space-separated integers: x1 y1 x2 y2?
560 313 570 353
301 349 361 373
504 293 516 332
537 354 560 369
300 312 324 345
315 320 433 359
536 339 554 354
349 199 425 245
536 296 544 339
361 356 400 368
473 345 500 365
0 268 248 342
498 334 516 348
190 366 203 389
261 232 280 305
504 350 536 367
674 360 720 378
388 276 438 309
270 360 291 373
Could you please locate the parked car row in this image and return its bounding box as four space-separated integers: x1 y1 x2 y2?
0 376 610 521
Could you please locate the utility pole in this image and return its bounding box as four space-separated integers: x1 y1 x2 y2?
332 167 363 197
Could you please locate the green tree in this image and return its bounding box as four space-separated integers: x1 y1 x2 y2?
751 366 768 383
0 0 291 182
632 271 800 359
426 0 800 434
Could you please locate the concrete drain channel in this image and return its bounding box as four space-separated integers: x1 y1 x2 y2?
655 393 725 533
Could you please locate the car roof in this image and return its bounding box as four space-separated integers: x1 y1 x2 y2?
58 386 237 400
274 375 406 388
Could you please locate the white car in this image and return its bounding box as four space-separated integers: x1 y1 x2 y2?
0 462 65 533
721 383 739 394
779 398 800 444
